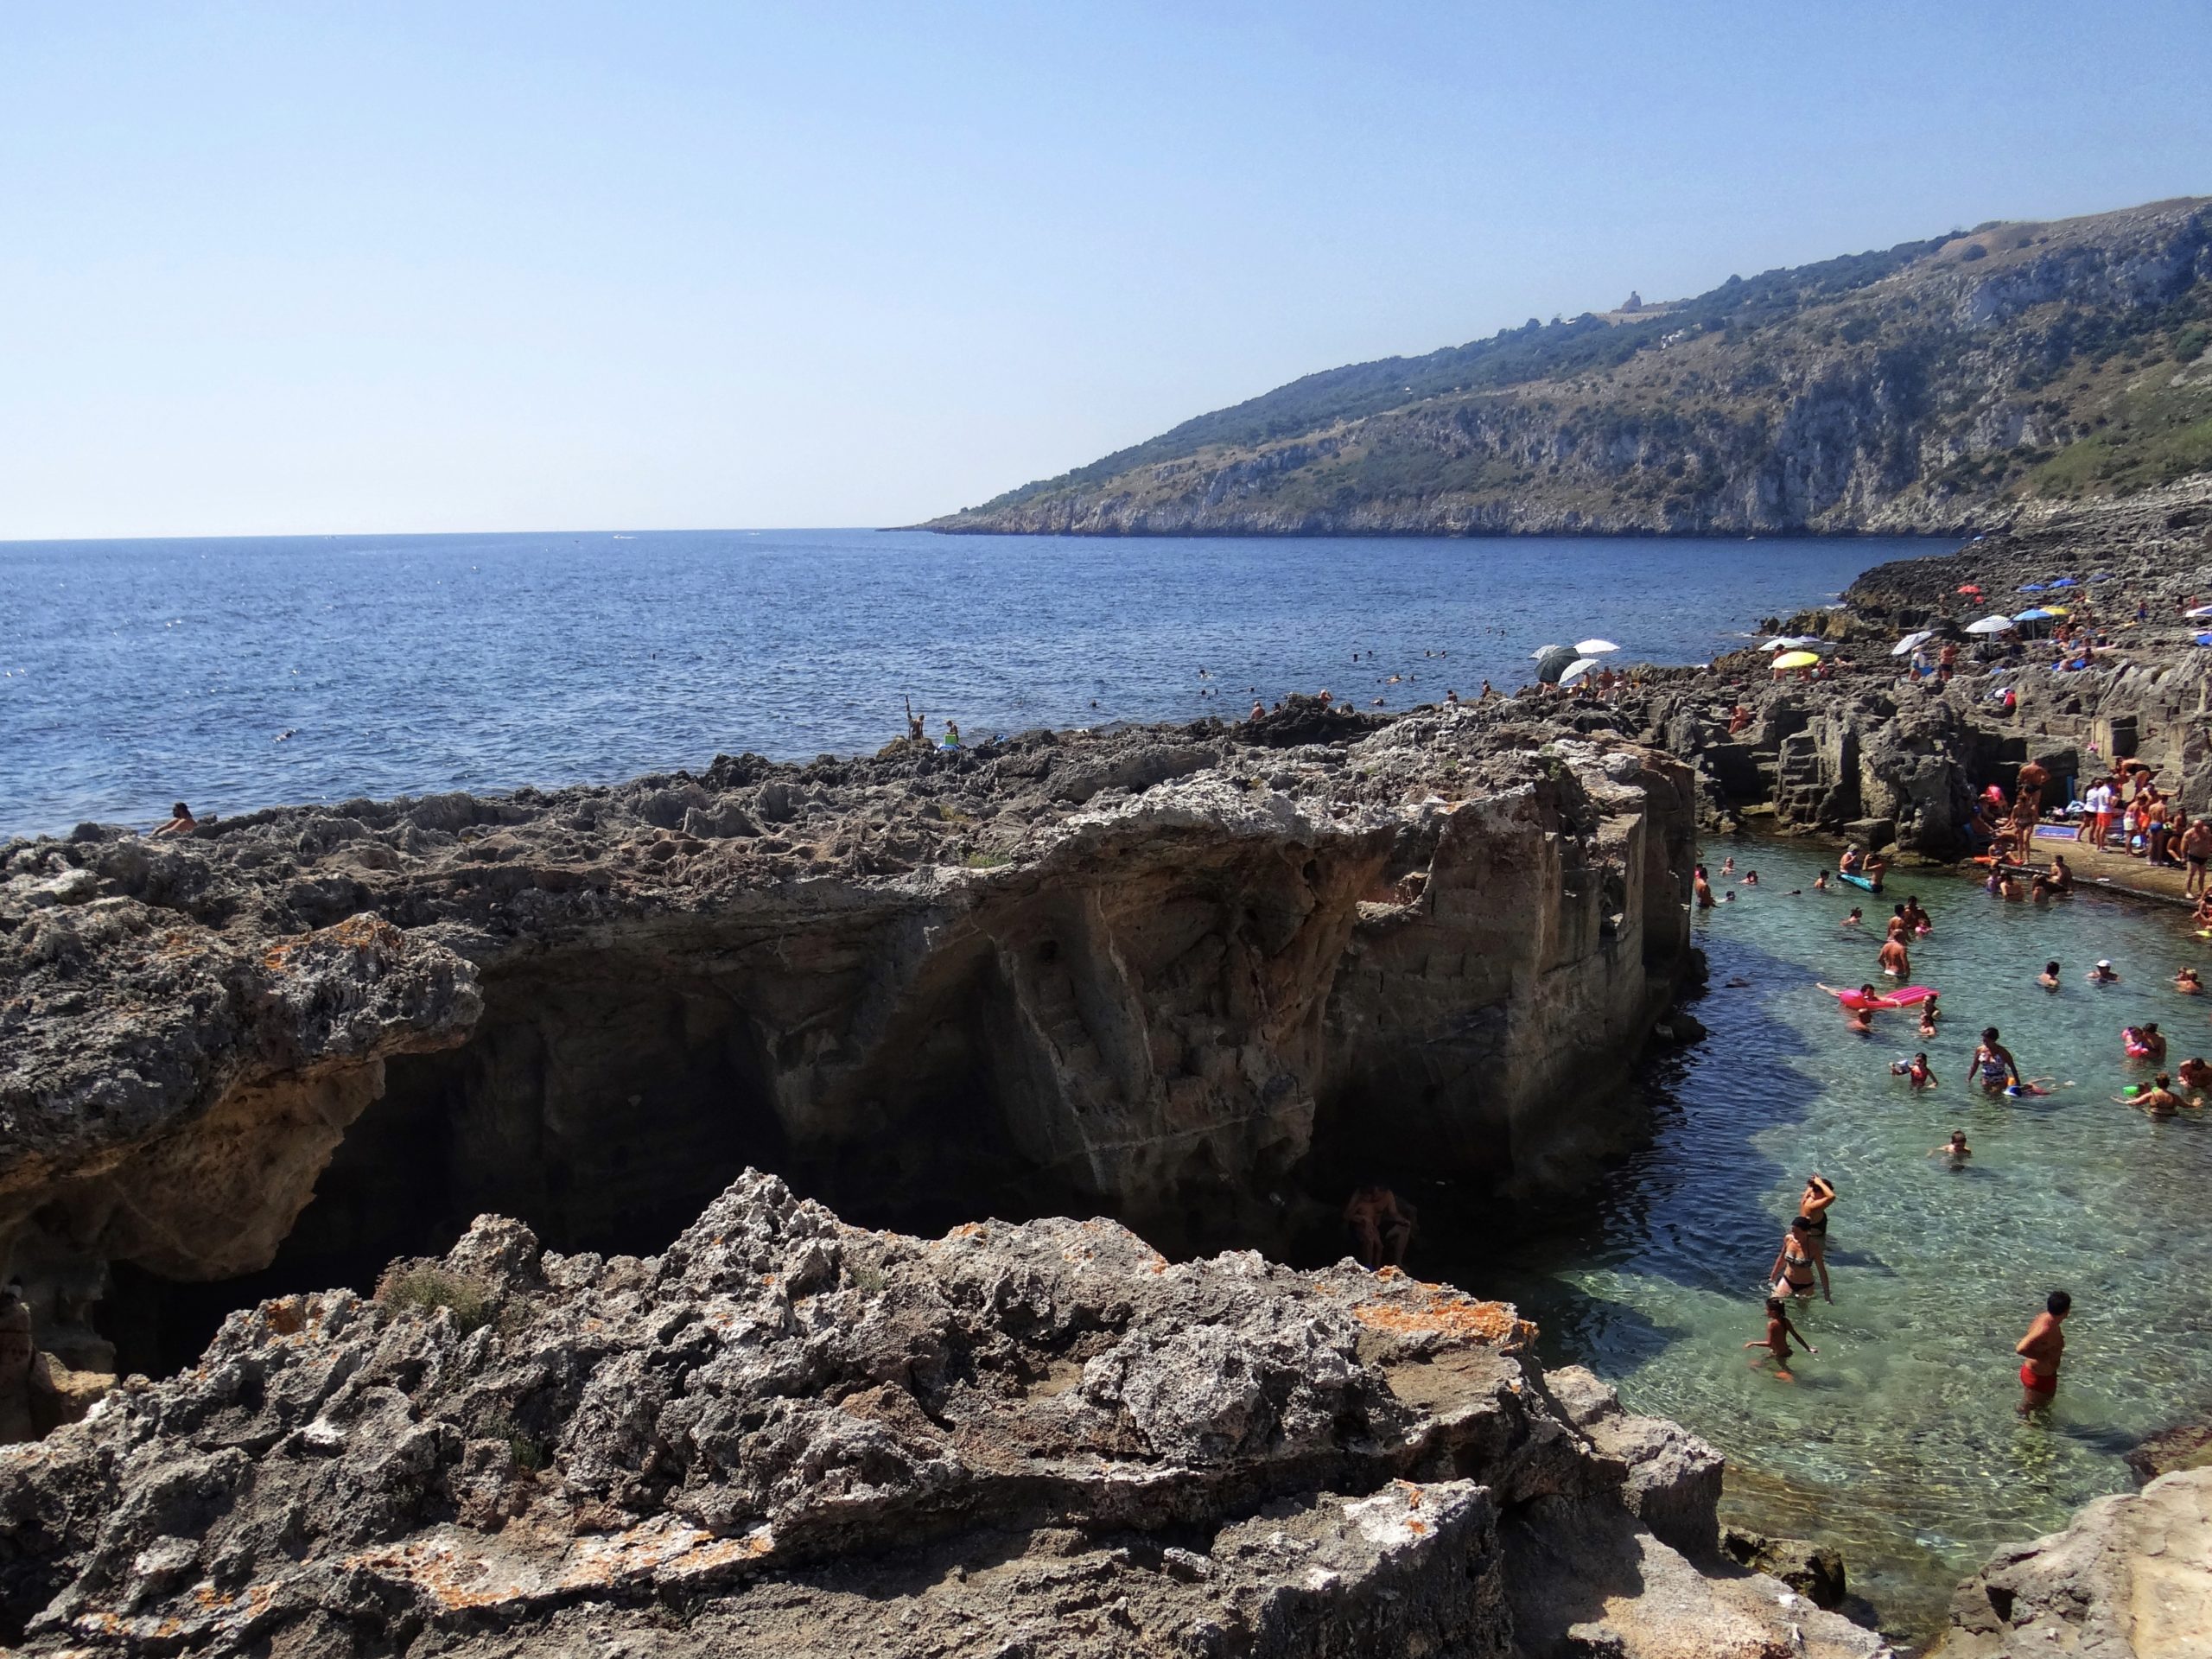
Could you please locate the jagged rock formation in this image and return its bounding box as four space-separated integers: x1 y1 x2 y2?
1938 1467 2210 1657
0 710 1698 1394
0 1171 1885 1657
927 199 2212 537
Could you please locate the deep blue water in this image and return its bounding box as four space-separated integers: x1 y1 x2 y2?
0 528 1918 839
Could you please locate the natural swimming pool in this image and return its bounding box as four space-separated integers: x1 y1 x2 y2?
1458 838 2212 1636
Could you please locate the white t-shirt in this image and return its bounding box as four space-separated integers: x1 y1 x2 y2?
2085 784 2113 814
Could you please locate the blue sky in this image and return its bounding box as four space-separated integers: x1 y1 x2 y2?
3 2 2208 537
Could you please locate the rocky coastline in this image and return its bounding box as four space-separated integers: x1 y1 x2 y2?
0 707 1697 1402
10 485 2212 1650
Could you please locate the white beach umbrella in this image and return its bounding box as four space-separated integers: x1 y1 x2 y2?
1574 638 1621 655
2187 605 2212 620
1531 644 1562 660
1559 657 1603 685
1964 615 2017 634
1891 629 1934 656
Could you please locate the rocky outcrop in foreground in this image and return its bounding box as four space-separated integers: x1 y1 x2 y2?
0 1172 1884 1658
0 709 1697 1390
1939 1467 2211 1657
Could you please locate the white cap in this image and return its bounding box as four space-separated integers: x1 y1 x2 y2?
2097 958 2113 969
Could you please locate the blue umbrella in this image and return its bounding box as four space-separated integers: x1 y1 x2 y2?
2049 576 2078 588
2014 608 2056 622
2195 633 2212 647
2018 582 2047 593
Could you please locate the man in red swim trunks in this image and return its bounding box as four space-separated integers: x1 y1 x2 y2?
2015 1288 2070 1412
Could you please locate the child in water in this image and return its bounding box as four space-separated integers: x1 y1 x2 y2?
1930 1130 1972 1165
1918 1001 1940 1039
1891 1052 1938 1089
1842 906 1863 926
1813 870 1830 892
1745 1296 1816 1380
2039 961 2062 991
2176 968 2202 994
1741 870 1759 886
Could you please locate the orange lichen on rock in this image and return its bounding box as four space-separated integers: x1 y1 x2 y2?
1351 1287 1533 1351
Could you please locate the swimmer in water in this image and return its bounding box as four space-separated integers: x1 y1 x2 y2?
1693 865 1714 908
1770 1215 1824 1302
1918 1005 1939 1039
1722 890 1736 903
1745 1295 1816 1379
1886 907 1910 942
1843 906 1863 926
1878 936 1910 978
1796 1174 1837 1300
1973 1027 2021 1093
1741 869 1759 886
1813 870 1830 892
1847 1004 1874 1034
1891 1052 1938 1089
1904 895 1931 934
2177 968 2203 995
2039 960 2062 991
2088 959 2120 984
1720 856 1736 875
2015 1289 2069 1412
2181 1056 2212 1091
2126 1074 2183 1117
1931 1129 1972 1164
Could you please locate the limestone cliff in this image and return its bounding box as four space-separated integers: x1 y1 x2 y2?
928 198 2212 537
0 1171 1885 1658
0 709 1697 1384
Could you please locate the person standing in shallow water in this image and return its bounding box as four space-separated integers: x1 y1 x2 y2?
1745 1296 1815 1380
2016 1289 2070 1412
1796 1175 1836 1300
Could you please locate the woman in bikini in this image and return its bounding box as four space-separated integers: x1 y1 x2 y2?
1973 1027 2021 1094
1770 1215 1823 1302
1794 1177 1836 1300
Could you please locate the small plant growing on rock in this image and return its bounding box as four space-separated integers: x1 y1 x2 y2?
847 1262 887 1294
374 1265 494 1335
508 1434 546 1473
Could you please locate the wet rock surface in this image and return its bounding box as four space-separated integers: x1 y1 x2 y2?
0 708 1698 1390
0 1172 1885 1658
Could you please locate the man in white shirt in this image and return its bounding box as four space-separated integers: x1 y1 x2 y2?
2084 780 2114 850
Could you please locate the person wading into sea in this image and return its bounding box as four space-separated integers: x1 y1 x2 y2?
1795 1175 1836 1300
2015 1289 2070 1412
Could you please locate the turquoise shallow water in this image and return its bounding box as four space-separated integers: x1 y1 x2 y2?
1477 839 2212 1635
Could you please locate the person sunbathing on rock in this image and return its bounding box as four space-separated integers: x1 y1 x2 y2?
1344 1185 1417 1270
151 800 197 837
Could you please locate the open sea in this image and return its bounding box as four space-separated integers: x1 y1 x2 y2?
0 527 1909 841
29 524 2199 1639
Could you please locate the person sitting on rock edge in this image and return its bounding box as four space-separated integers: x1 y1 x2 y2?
1344 1185 1417 1271
151 800 196 837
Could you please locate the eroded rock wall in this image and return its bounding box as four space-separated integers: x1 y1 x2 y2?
0 710 1699 1381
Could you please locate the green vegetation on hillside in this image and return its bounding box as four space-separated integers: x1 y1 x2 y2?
932 199 2212 535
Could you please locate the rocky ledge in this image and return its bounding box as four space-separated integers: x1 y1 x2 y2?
0 708 1698 1395
0 1171 1884 1658
1939 1466 2210 1657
